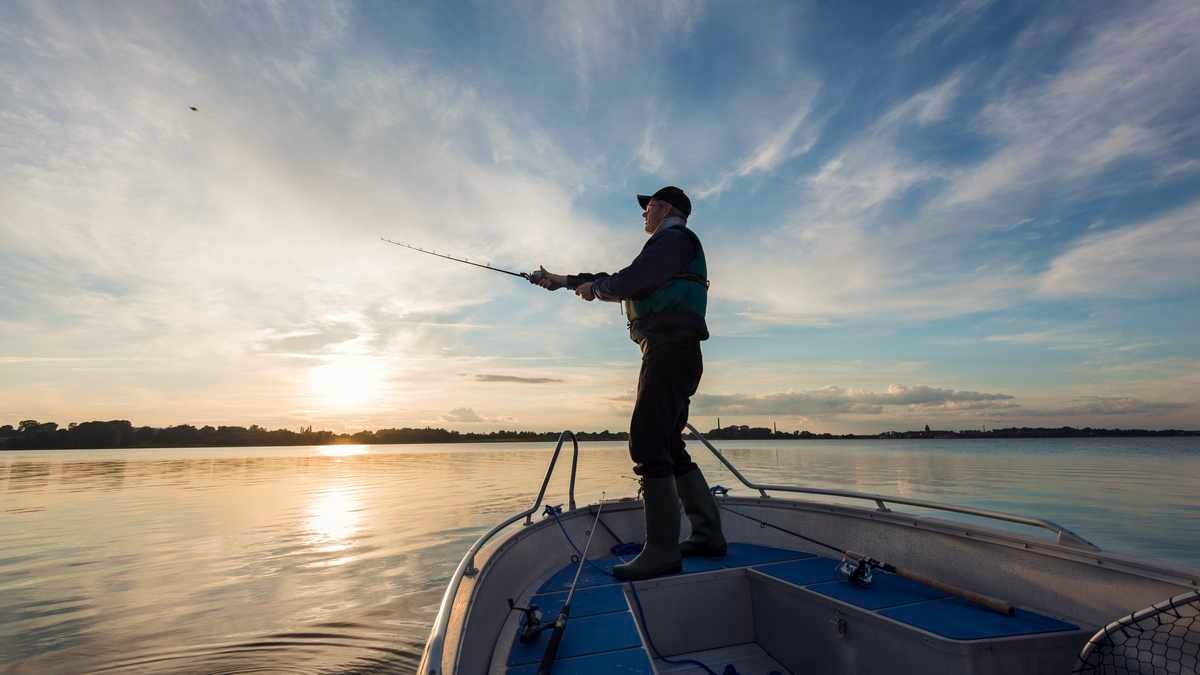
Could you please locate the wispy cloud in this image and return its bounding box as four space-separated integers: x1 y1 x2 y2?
945 0 1199 208
693 384 1014 417
1039 197 1200 299
715 70 1032 324
472 374 564 384
1023 397 1189 417
539 1 703 106
695 102 820 199
897 0 992 55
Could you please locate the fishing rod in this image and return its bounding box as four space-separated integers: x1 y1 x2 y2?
380 238 535 281
538 500 606 675
718 501 1014 616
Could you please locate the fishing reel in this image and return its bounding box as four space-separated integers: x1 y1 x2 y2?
837 555 876 587
507 598 548 644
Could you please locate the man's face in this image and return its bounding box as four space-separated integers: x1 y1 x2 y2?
642 199 670 234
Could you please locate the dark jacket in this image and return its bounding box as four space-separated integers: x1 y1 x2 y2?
567 217 710 351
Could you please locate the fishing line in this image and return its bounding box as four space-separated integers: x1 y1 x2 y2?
380 237 532 280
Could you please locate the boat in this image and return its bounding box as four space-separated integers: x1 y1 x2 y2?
418 426 1200 674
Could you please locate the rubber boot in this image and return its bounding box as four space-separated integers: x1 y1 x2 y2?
676 468 727 557
612 476 682 581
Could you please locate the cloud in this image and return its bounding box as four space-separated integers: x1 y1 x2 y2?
692 384 1014 417
473 374 564 384
944 0 1200 208
443 407 484 423
897 0 992 55
899 71 963 125
1038 197 1200 299
695 101 821 200
1025 397 1189 417
539 1 702 105
715 70 1034 324
256 323 360 354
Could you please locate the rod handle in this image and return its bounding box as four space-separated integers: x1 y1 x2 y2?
536 619 567 675
845 551 1014 616
895 566 1013 615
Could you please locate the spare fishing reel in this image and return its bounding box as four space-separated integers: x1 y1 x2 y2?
837 555 876 587
507 598 548 644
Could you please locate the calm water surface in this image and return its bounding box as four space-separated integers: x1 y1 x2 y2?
2 438 1198 673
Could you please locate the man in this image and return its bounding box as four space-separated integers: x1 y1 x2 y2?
531 186 726 581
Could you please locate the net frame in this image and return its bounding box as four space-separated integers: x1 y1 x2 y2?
1074 590 1200 674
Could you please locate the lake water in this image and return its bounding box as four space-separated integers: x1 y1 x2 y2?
2 438 1198 673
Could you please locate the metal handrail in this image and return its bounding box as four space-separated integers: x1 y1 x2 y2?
420 430 578 675
685 424 1099 550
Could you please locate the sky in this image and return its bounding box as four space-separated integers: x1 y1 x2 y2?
1 1 1198 435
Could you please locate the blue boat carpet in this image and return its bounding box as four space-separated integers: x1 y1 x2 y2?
507 611 643 666
754 556 842 586
505 646 653 675
880 596 1078 640
527 584 629 621
806 572 950 610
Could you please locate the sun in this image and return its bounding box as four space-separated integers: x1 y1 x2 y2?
309 357 385 410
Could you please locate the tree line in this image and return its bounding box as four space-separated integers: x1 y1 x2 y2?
0 420 629 450
2 419 1195 451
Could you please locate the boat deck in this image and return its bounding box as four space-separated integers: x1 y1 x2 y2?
502 544 1080 674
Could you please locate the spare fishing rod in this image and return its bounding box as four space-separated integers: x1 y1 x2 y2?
717 498 1014 616
536 499 606 675
381 237 540 281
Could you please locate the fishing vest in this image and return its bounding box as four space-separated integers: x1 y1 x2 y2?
622 226 708 324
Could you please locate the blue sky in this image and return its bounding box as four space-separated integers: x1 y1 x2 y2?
1 1 1198 434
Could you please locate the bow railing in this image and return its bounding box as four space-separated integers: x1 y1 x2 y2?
685 423 1098 550
420 430 578 675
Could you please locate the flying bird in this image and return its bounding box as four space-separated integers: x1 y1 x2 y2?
189 106 198 111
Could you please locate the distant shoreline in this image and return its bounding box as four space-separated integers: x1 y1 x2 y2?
2 420 1197 450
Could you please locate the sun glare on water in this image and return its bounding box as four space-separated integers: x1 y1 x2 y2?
318 445 368 457
307 486 361 544
309 357 385 410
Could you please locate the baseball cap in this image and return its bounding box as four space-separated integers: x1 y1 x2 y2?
637 186 691 217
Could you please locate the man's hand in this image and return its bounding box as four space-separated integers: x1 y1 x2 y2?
530 266 567 291
575 282 596 301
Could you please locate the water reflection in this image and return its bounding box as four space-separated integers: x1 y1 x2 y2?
0 438 1196 673
307 486 361 545
318 445 369 458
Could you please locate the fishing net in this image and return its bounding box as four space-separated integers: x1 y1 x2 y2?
1073 590 1200 674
